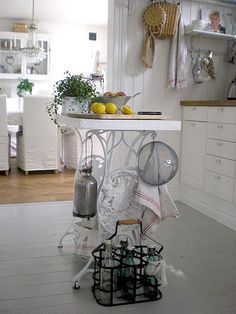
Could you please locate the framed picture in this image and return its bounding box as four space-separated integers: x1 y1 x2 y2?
207 10 226 33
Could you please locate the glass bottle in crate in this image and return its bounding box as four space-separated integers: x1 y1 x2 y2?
119 236 129 274
116 236 129 293
123 246 136 300
144 245 159 299
99 239 118 305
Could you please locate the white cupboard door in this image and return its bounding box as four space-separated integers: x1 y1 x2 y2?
205 155 236 178
207 123 236 142
208 107 236 124
206 139 236 160
205 170 234 202
183 106 207 121
181 121 207 190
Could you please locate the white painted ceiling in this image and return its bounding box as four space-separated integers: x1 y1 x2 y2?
0 0 235 26
0 0 108 25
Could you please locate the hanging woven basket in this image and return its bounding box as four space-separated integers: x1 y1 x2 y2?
143 1 180 39
158 1 180 39
143 3 167 38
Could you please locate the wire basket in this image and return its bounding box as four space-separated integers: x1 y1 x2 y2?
92 219 164 306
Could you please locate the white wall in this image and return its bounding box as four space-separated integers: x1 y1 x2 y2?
0 18 107 96
107 0 236 197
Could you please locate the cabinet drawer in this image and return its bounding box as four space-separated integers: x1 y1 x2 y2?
183 106 207 121
205 155 236 178
207 123 236 142
206 139 236 160
204 170 234 202
208 107 236 124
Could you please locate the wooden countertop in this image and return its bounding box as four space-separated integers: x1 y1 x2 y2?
180 100 236 106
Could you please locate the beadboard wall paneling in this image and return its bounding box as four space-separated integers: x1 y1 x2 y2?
107 0 236 194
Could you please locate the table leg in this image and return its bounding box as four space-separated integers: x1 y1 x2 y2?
58 129 157 288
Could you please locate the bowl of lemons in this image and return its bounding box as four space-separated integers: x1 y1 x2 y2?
90 102 133 115
90 91 132 110
90 91 135 115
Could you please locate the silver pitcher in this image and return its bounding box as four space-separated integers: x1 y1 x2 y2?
73 165 97 218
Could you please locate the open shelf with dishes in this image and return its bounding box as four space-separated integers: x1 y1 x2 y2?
0 31 50 80
185 28 236 40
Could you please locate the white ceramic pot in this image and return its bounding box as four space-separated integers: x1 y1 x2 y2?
62 97 89 114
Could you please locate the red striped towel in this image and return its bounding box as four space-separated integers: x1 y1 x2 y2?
135 178 179 236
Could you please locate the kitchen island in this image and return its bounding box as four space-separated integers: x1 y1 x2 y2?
58 114 181 288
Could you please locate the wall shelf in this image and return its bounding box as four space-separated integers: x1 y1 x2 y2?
185 28 236 40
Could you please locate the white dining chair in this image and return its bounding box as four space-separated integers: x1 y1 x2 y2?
63 128 82 169
63 129 104 169
16 95 60 175
0 94 10 175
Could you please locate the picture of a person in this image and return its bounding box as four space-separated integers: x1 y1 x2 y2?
209 10 225 33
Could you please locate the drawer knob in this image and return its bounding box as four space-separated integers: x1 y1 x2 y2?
214 175 220 180
217 124 223 129
215 159 221 164
191 122 195 127
216 142 223 146
217 107 224 112
193 107 196 111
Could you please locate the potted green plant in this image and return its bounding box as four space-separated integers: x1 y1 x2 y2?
50 71 97 115
16 78 34 97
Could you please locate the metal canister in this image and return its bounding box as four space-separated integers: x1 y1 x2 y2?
73 166 97 218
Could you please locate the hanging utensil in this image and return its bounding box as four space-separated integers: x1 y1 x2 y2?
137 141 179 186
73 136 97 218
192 51 211 84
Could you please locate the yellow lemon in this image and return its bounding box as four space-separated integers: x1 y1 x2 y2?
91 102 106 114
120 105 133 115
105 103 117 114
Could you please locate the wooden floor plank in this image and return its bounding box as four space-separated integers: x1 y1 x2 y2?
0 159 75 204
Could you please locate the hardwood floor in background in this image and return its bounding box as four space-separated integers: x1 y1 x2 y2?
0 158 75 204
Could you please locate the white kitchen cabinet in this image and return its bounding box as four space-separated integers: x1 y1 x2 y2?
181 120 207 190
205 155 236 178
207 122 236 142
205 170 234 202
0 31 50 80
206 138 236 160
183 106 207 121
181 103 236 231
208 107 236 124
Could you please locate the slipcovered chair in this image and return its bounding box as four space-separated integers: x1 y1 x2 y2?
63 129 103 169
16 95 60 175
0 95 10 175
63 128 81 169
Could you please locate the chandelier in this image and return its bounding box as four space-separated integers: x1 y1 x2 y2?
19 0 46 63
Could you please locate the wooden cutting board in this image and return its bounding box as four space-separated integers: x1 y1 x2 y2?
66 113 169 120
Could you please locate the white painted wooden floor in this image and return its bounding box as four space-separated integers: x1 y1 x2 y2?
0 201 236 314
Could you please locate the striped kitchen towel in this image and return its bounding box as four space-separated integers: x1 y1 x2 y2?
135 178 179 236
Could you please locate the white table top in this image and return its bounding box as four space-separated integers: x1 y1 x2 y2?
59 115 181 131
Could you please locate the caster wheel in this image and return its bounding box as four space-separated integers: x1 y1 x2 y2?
73 281 80 289
57 244 63 248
